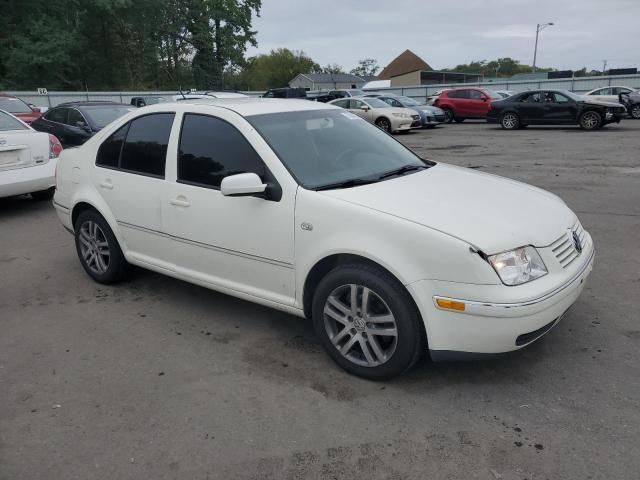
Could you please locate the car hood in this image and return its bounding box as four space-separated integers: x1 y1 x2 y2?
579 99 623 108
319 163 575 253
13 112 41 124
376 107 417 116
416 105 443 114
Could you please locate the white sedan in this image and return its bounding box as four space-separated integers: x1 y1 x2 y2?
53 98 594 379
582 86 635 104
329 97 420 133
0 109 62 200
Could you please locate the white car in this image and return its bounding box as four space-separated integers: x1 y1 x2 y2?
495 90 516 99
582 86 635 104
0 109 62 200
53 98 594 379
329 97 420 133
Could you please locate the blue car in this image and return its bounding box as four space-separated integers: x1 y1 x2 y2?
377 95 446 128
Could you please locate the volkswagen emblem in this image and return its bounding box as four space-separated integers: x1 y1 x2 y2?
0 139 6 146
572 230 583 254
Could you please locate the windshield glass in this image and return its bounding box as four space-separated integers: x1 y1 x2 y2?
398 96 421 106
0 111 28 131
364 98 391 108
0 97 32 114
82 106 133 128
247 110 430 190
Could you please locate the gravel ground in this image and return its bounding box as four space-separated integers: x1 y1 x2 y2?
1 119 639 480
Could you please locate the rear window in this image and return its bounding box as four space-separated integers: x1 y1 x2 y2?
0 111 28 131
0 97 32 114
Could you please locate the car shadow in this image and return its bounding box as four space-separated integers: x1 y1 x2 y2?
0 195 52 220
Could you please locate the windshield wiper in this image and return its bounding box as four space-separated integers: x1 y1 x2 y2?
376 164 427 180
314 178 379 191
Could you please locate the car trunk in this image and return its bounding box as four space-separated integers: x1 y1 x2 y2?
0 130 50 172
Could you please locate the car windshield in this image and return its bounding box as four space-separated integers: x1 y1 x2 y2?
247 110 431 190
486 90 504 100
0 111 28 131
398 96 421 106
0 97 32 114
82 105 133 128
365 98 392 108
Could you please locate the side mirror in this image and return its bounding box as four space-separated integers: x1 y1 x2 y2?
360 105 370 111
31 106 42 113
75 121 91 132
480 97 488 102
221 172 267 197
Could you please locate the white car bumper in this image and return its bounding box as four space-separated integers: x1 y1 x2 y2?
408 246 595 359
0 160 57 199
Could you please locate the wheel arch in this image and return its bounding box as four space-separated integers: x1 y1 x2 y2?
70 193 127 254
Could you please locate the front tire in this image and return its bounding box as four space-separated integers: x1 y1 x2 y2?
500 112 520 130
311 264 425 380
375 117 392 133
442 108 454 123
579 110 602 130
630 104 640 119
74 210 130 284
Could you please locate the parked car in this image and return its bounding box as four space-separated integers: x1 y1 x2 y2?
31 102 133 147
0 94 43 124
378 95 446 128
329 96 420 133
53 98 594 379
495 90 516 99
619 91 640 119
329 89 366 98
262 88 336 103
130 96 167 107
487 89 627 130
426 89 451 105
582 86 635 104
434 88 503 123
0 109 62 200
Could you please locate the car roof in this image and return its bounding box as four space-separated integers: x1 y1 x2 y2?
158 98 337 116
57 101 129 107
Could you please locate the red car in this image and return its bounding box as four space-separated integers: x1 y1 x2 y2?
433 88 502 123
0 94 43 124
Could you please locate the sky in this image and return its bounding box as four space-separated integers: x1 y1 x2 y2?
246 0 640 73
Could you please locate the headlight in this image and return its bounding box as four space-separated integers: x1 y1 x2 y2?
488 246 547 286
392 113 409 118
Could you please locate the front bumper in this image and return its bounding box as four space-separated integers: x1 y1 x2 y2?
407 245 595 358
0 159 57 199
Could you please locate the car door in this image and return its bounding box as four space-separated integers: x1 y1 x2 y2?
163 111 296 305
544 92 577 124
93 112 176 269
349 99 373 121
587 87 612 103
36 107 68 142
518 92 545 123
467 89 489 117
65 108 93 146
450 89 471 116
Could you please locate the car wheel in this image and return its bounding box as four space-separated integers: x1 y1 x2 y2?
312 263 425 380
579 110 602 130
374 117 392 133
442 108 454 123
454 117 465 123
74 209 130 284
500 112 520 130
31 187 55 201
630 104 640 119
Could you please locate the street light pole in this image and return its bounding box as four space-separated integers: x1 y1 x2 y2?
532 22 554 72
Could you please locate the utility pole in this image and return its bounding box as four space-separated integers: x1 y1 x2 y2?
602 60 608 75
532 22 554 72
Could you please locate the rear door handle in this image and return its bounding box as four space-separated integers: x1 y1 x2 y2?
170 196 190 208
99 179 113 190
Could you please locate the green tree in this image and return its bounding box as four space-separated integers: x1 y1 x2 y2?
320 63 344 74
350 58 379 77
447 57 553 78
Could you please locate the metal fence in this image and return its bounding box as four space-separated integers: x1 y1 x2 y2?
5 74 640 108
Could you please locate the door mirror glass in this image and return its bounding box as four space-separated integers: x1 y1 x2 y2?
360 105 370 111
220 172 266 197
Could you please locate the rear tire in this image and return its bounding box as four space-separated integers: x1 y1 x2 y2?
500 112 520 130
312 263 425 380
442 108 454 123
579 110 602 130
74 209 131 284
375 117 392 133
31 188 55 201
454 117 465 123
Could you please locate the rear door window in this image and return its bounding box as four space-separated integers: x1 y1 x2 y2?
45 108 68 124
96 124 128 168
120 113 174 177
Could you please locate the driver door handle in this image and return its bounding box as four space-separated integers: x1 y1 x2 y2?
99 179 113 190
170 196 190 208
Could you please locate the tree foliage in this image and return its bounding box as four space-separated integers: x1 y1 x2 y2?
0 0 261 90
446 57 553 77
350 58 379 77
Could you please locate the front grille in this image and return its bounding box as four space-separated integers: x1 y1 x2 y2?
434 115 446 121
549 221 588 269
515 318 558 346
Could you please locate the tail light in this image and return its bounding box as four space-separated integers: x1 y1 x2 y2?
49 134 63 159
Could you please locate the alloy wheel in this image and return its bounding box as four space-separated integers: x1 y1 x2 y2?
323 284 398 367
78 220 111 274
581 111 600 129
631 105 640 119
376 118 391 132
502 113 518 129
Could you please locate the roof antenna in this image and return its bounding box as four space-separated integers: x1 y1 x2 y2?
164 67 187 100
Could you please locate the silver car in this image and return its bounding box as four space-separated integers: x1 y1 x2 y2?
329 97 420 133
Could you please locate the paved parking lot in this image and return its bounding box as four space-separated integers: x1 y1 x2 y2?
1 121 639 479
